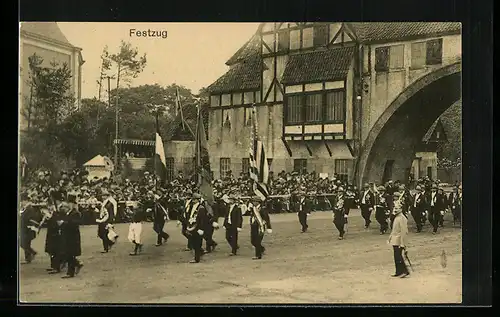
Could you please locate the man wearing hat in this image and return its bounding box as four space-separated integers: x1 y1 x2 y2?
223 193 243 256
152 191 170 247
374 186 390 234
185 192 208 263
249 196 273 259
410 185 426 233
96 190 117 253
447 185 462 226
59 192 84 278
387 193 410 278
425 183 445 234
178 190 195 251
359 183 375 229
45 189 66 273
333 187 347 240
295 189 311 233
19 194 42 264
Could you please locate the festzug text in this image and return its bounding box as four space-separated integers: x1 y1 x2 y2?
129 29 168 39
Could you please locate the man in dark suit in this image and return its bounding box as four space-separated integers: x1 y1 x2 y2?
359 183 375 229
60 193 84 278
185 193 208 263
153 192 170 247
426 183 445 234
249 196 273 260
296 190 311 233
410 185 426 233
448 185 462 226
223 194 243 256
333 187 347 240
202 198 219 253
374 186 390 234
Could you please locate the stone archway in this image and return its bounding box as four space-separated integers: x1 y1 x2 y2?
356 62 462 186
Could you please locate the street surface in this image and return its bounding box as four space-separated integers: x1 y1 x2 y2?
19 210 462 304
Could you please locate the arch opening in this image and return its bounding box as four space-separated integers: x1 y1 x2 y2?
357 63 461 186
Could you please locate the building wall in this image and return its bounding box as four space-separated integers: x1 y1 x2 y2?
164 141 195 176
19 36 82 131
411 151 438 180
360 33 461 146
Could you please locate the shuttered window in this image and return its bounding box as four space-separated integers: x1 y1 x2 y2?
305 93 322 123
166 157 174 181
286 95 303 124
326 91 345 121
335 159 350 182
220 158 231 179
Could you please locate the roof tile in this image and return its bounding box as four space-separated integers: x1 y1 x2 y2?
207 57 262 94
281 46 355 85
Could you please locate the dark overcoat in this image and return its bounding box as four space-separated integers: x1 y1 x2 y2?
44 212 64 255
60 207 82 257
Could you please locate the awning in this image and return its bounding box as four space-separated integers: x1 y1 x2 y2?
113 139 155 146
281 46 355 85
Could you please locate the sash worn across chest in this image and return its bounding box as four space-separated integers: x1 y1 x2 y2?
189 202 200 223
228 204 236 224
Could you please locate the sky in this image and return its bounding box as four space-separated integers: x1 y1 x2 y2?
57 22 260 98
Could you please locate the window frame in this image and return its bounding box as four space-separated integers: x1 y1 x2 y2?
220 158 231 179
425 38 443 65
389 44 405 69
375 46 390 72
313 24 329 47
410 41 427 69
293 159 308 175
165 157 175 181
334 159 350 183
277 30 290 52
284 88 346 126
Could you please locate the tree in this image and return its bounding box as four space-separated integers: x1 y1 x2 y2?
104 41 147 92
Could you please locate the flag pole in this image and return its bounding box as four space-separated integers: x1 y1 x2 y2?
155 110 159 217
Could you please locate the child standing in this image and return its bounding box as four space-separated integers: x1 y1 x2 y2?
127 205 145 256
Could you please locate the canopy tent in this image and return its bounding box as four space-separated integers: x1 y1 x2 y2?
83 155 113 180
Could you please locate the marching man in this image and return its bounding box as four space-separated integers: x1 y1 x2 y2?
153 192 170 247
359 183 375 229
96 191 117 253
128 205 146 256
387 192 410 278
185 193 208 263
249 196 273 260
223 194 243 256
374 186 390 235
332 187 347 240
411 185 426 233
59 193 84 278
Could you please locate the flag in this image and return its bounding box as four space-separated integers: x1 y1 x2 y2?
175 86 185 130
195 104 214 204
249 105 269 201
154 114 167 185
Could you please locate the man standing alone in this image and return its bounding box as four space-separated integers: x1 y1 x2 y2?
388 193 410 278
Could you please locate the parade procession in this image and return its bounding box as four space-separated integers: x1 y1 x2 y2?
18 22 463 303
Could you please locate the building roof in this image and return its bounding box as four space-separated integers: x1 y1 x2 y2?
281 46 355 85
20 22 77 48
207 56 263 94
84 155 107 167
114 139 156 146
349 22 461 43
164 104 209 141
225 33 261 66
422 118 447 142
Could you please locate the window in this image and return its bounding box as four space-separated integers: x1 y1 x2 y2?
278 31 290 52
313 24 329 47
411 42 426 68
242 158 250 175
389 45 404 69
302 28 313 48
221 94 231 106
335 159 349 182
210 95 220 107
294 159 307 175
290 30 301 50
426 38 443 65
326 91 345 121
166 157 174 181
220 158 231 179
286 95 303 124
244 107 253 126
375 46 389 72
305 93 322 123
243 91 254 104
233 92 242 105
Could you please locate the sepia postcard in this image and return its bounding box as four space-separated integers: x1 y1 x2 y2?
18 22 462 304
